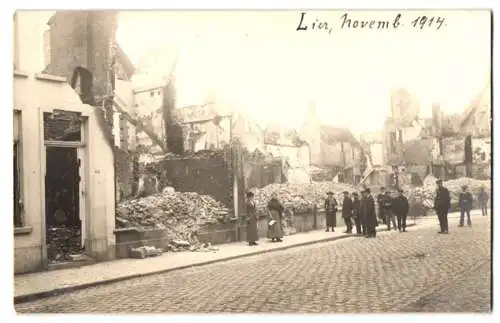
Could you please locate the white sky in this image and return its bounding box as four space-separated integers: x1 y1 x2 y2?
40 10 491 135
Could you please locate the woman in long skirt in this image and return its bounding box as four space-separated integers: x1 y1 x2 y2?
245 192 259 246
267 192 285 242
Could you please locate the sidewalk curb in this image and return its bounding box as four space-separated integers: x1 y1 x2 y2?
14 223 417 304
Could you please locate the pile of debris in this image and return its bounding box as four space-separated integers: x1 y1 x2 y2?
408 175 491 209
116 191 230 251
252 182 357 216
47 225 83 263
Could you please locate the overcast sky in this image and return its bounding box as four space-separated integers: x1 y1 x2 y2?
39 10 491 135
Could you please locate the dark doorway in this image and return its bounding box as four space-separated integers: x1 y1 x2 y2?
45 147 83 263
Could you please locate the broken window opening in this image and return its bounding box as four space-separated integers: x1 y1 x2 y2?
71 67 95 105
44 111 83 142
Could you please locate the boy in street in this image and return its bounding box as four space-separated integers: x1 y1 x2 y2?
478 186 489 216
459 185 473 227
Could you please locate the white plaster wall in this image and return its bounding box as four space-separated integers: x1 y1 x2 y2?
14 75 116 272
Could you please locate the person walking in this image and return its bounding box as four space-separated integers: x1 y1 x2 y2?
478 186 489 216
434 179 451 234
342 191 354 233
383 190 397 231
267 192 285 242
324 191 338 232
352 192 363 235
392 189 410 232
458 185 473 227
245 192 259 246
363 188 377 238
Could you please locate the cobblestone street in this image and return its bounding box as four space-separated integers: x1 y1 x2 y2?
15 215 491 314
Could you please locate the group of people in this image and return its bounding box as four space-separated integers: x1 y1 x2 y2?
244 191 286 246
243 181 490 246
434 179 490 234
325 187 410 238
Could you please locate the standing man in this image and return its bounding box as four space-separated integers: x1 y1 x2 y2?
352 192 363 235
363 188 377 238
383 190 397 231
458 185 473 227
324 191 338 232
434 179 451 234
392 189 410 232
377 187 387 225
359 190 367 235
478 186 489 216
342 191 354 233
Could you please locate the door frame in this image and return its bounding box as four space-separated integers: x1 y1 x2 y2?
40 109 88 270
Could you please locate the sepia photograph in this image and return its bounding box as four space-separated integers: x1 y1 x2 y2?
11 7 492 315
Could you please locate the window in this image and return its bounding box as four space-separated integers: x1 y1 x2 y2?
13 112 22 227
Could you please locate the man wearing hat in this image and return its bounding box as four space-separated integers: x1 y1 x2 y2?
391 189 410 232
341 191 354 233
434 179 451 234
324 191 338 232
458 185 473 227
362 188 377 237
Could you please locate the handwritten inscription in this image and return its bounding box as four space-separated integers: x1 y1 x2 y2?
296 12 447 34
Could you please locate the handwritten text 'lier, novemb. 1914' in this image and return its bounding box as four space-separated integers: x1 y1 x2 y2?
296 12 447 34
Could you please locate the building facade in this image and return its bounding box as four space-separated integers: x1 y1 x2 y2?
13 11 117 274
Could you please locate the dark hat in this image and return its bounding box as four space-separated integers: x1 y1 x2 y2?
343 191 349 194
327 191 334 195
436 179 443 184
352 192 358 196
246 191 254 198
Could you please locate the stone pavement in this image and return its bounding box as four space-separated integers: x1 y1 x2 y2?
14 211 490 313
14 219 420 303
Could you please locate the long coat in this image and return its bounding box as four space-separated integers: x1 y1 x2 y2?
363 195 377 229
459 192 473 211
391 195 409 217
352 197 361 219
342 197 353 218
434 187 451 212
324 197 338 227
267 199 284 239
246 200 259 242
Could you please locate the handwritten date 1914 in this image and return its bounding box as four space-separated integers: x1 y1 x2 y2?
411 16 446 30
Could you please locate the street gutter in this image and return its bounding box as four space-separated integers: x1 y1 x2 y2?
14 223 416 304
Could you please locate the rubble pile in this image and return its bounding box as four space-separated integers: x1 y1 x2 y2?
252 182 357 215
47 225 83 263
408 175 491 209
116 191 230 250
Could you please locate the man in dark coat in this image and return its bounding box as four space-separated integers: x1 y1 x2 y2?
478 186 489 216
377 187 387 225
363 188 377 238
351 192 363 235
434 179 451 234
359 190 367 235
324 191 338 232
458 185 473 227
245 192 259 246
392 189 410 232
342 191 354 233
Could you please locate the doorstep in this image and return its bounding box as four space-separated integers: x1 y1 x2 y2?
14 222 417 304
